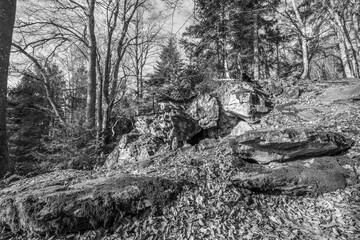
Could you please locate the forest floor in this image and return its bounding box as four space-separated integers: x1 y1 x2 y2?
2 79 360 240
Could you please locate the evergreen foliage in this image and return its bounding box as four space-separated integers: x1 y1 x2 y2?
148 37 184 88
6 64 101 173
182 0 281 79
7 71 51 173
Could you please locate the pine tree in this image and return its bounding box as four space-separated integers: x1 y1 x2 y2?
7 73 50 172
182 0 281 80
148 37 184 88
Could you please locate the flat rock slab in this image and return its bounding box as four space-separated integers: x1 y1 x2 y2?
230 129 354 164
316 84 360 104
0 170 183 237
231 156 359 195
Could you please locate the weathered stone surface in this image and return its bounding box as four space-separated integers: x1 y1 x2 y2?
230 121 255 136
267 83 283 96
259 79 284 96
283 86 301 99
206 108 239 138
316 83 360 104
230 129 354 164
231 156 358 195
276 104 328 123
105 133 166 169
219 82 270 121
0 170 183 237
197 138 219 151
135 102 201 149
186 94 219 129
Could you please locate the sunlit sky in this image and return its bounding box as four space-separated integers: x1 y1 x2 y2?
167 0 195 36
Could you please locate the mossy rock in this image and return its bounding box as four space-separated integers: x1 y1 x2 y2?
0 171 185 237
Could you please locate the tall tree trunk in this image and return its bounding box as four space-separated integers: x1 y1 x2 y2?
351 13 360 71
0 0 16 177
337 32 353 78
253 13 260 81
102 0 119 110
135 11 141 99
96 59 103 136
328 0 358 77
291 0 310 79
216 36 221 79
85 0 97 129
276 43 280 78
300 36 310 79
342 24 359 77
336 12 359 77
222 4 230 79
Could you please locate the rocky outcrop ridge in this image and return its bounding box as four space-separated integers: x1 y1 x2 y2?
106 81 271 169
3 79 360 238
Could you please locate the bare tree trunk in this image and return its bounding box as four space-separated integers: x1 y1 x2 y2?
276 43 280 78
0 0 16 177
291 0 310 79
351 13 360 67
85 0 97 129
101 0 143 143
328 0 358 77
96 59 103 136
300 36 310 79
337 32 353 78
222 4 230 79
342 23 359 77
336 12 359 77
135 11 141 99
216 36 221 79
253 13 260 81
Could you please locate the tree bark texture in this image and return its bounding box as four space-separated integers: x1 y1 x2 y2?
328 0 358 78
85 0 97 129
336 31 353 78
0 0 16 177
253 13 260 81
291 0 310 79
96 58 103 135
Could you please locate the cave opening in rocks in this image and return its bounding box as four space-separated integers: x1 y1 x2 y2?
187 130 207 145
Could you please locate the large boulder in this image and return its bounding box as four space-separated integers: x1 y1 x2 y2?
135 102 201 149
230 128 354 164
219 82 270 122
0 170 183 237
186 93 219 129
105 133 166 169
231 156 358 195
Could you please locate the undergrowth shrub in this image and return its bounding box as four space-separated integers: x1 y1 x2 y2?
39 127 104 171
